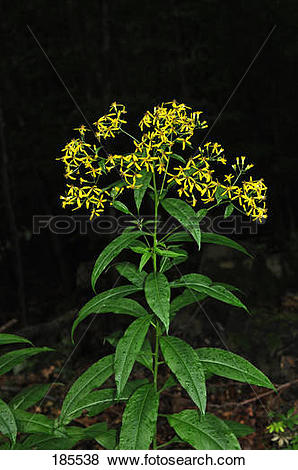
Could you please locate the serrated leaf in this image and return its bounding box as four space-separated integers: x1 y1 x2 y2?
13 409 54 434
91 231 144 291
10 384 52 410
145 273 170 332
201 232 251 257
167 410 240 450
161 198 201 249
196 348 275 389
0 398 17 445
0 347 53 376
134 169 152 211
160 336 206 413
115 262 147 287
71 285 141 341
129 240 148 253
119 384 159 449
59 354 114 425
224 420 255 437
0 333 33 346
115 315 152 396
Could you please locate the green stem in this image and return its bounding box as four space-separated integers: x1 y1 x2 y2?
152 168 160 450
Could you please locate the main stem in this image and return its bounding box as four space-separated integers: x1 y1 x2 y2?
152 170 159 450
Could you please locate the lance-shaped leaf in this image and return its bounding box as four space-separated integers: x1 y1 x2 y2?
0 347 53 376
119 383 159 449
196 348 275 389
172 275 248 312
71 285 141 341
0 333 33 346
69 379 149 420
172 273 212 289
0 398 17 445
224 420 255 438
134 169 152 211
160 248 188 273
115 315 152 396
21 434 77 450
145 272 170 332
91 231 144 291
10 384 52 410
13 409 55 435
170 290 207 316
160 336 206 413
201 232 251 257
59 354 114 425
115 262 147 287
167 410 240 450
161 198 201 249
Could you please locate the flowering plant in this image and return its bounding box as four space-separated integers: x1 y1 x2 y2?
55 101 273 450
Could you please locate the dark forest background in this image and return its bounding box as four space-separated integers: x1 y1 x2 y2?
0 0 297 404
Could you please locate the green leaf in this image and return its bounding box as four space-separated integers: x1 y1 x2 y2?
171 153 186 164
129 240 148 254
137 338 153 371
156 247 184 258
145 272 170 332
224 203 234 218
91 231 144 291
197 208 208 221
160 336 206 413
134 169 152 211
95 430 117 450
115 315 152 396
67 379 149 420
224 420 255 437
161 198 201 249
172 275 248 312
139 252 152 271
69 389 115 419
0 398 17 445
0 333 33 346
119 384 159 449
201 232 251 257
71 285 141 340
13 409 54 435
160 248 188 273
171 273 212 289
21 434 77 450
10 384 52 410
165 231 193 243
115 262 147 287
170 290 207 315
167 410 240 450
113 200 132 215
0 347 53 376
196 348 275 389
59 354 114 425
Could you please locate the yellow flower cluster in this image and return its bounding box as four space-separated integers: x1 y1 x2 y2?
58 100 267 222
